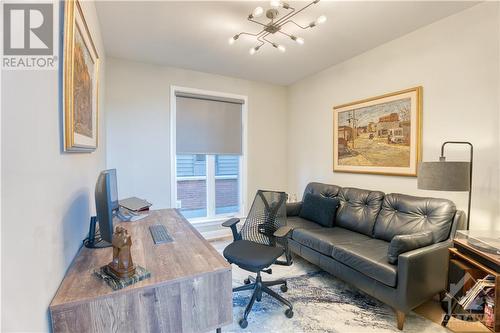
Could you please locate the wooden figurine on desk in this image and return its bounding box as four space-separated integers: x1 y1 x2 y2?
107 226 136 278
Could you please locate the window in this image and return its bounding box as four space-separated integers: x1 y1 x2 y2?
215 155 240 215
176 155 207 218
172 88 246 222
176 154 241 219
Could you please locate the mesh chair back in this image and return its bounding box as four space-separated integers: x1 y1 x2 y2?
240 190 288 246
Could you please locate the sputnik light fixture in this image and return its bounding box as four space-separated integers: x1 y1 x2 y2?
229 0 326 55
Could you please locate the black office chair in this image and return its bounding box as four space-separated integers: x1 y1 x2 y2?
222 190 294 329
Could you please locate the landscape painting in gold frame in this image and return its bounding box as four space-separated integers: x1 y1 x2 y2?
333 87 422 176
63 0 99 152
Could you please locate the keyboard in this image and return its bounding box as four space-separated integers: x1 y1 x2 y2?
149 224 173 245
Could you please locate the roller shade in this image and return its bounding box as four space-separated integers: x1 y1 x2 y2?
176 93 243 155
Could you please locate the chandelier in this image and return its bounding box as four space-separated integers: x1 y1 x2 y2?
228 0 326 55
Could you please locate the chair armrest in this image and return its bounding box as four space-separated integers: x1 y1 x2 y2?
274 226 294 238
222 218 241 241
273 226 295 266
286 202 302 217
222 217 240 228
397 240 451 310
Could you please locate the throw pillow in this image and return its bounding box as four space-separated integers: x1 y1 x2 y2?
387 231 434 264
299 193 340 227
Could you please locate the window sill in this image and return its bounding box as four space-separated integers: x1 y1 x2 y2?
187 215 246 226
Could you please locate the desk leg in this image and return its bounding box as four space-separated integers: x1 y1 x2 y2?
216 328 221 333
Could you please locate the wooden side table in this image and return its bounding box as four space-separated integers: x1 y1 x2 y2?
442 237 500 332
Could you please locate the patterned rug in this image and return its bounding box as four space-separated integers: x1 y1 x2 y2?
222 254 450 333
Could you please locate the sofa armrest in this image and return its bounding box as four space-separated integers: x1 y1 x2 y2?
397 240 451 310
286 201 302 217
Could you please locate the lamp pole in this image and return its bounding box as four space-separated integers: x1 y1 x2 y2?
439 141 473 230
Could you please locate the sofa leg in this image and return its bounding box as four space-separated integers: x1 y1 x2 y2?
395 310 406 330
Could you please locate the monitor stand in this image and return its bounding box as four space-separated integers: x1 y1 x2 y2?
84 216 112 249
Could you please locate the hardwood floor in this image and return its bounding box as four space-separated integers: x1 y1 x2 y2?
415 297 490 333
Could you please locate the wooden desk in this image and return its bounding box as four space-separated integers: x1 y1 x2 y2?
49 209 232 333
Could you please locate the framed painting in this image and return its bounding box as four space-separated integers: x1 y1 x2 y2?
333 87 422 176
63 0 99 152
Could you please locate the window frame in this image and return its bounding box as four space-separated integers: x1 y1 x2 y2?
170 86 248 224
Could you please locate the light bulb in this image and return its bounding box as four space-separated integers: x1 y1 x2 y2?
249 46 261 55
277 45 286 52
291 36 304 45
228 34 238 45
270 0 281 7
315 15 327 25
252 6 264 18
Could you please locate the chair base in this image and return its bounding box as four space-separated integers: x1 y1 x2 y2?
233 271 293 328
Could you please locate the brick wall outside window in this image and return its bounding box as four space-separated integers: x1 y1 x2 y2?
177 178 239 210
215 178 239 208
177 179 206 210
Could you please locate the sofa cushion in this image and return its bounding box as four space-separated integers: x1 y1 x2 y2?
373 193 457 242
303 182 341 199
336 187 385 236
292 227 371 257
299 193 340 227
387 231 434 264
287 216 324 232
331 238 397 287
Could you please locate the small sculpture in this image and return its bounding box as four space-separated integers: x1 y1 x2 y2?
107 226 136 278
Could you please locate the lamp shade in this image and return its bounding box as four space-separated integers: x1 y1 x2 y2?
418 161 470 191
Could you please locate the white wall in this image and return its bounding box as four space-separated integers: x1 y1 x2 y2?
1 1 106 332
287 2 500 230
105 58 288 213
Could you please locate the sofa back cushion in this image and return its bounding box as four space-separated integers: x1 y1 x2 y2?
373 193 457 242
299 193 340 227
303 182 341 199
336 187 385 236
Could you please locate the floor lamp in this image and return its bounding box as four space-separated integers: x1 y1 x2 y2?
417 141 473 230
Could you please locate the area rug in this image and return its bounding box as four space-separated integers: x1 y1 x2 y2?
222 255 450 333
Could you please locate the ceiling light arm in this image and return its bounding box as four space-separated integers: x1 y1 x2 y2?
440 141 474 230
239 31 262 38
273 6 296 26
262 35 274 45
275 0 318 27
277 30 292 38
279 19 310 30
247 17 268 27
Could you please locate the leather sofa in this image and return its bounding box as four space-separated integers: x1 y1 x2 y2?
286 182 466 330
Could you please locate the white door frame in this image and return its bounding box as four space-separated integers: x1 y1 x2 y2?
169 85 248 222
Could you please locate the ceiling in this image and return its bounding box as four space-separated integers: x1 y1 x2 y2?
96 1 477 85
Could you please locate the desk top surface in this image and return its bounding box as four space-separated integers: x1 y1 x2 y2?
50 209 230 309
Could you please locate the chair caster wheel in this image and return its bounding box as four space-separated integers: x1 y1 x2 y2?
239 318 248 328
280 284 288 292
243 278 251 285
285 309 294 318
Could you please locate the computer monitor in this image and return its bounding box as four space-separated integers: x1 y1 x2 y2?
93 169 119 245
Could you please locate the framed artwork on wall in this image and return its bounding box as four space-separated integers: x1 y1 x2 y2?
63 0 99 152
333 87 422 176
